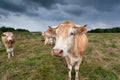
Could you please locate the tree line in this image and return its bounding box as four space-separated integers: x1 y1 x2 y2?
88 27 120 33
0 26 29 33
0 26 120 33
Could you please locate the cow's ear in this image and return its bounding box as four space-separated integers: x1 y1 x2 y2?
1 33 6 37
48 26 52 29
75 25 87 34
48 26 58 29
48 26 54 32
48 26 58 33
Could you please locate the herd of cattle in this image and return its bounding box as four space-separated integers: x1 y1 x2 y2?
1 21 88 80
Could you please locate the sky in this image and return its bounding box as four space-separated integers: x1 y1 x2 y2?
0 0 120 31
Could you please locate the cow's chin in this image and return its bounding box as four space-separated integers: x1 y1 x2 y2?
54 55 63 57
52 53 64 57
52 52 67 58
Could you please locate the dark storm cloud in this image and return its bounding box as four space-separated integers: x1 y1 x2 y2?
27 0 68 9
0 0 120 17
0 8 10 18
26 0 58 9
67 0 120 12
0 0 26 13
61 5 85 16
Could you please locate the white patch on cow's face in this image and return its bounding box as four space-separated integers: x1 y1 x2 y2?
50 38 53 43
53 27 75 57
6 33 13 41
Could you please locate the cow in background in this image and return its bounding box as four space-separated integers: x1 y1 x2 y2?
42 26 56 45
50 21 88 80
1 32 15 58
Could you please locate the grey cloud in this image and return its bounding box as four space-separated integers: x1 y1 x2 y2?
0 0 40 17
0 9 10 18
60 5 85 16
1 0 120 17
25 0 66 9
67 0 120 12
0 0 27 13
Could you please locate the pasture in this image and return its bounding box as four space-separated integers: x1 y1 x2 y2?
0 32 120 80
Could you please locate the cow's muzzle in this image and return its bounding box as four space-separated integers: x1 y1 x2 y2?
8 40 13 44
52 48 63 57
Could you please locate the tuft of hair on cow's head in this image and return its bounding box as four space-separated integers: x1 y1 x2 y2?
1 33 6 37
74 25 87 34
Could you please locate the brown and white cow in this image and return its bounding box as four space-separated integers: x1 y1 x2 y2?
51 21 88 80
1 32 15 58
42 26 56 45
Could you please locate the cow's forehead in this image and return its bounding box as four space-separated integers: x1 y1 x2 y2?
4 32 13 36
57 23 75 34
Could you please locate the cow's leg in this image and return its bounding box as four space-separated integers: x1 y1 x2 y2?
74 57 82 80
6 48 11 58
7 48 14 58
65 57 72 80
11 51 14 57
7 52 11 59
68 64 72 80
10 47 14 57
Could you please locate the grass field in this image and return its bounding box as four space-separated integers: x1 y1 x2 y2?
0 33 120 80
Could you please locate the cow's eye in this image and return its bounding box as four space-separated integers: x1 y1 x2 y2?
70 32 74 36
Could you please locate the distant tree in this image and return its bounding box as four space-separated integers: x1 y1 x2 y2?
111 27 120 33
16 28 29 32
7 27 15 31
0 26 7 32
0 26 15 32
104 29 111 33
0 26 30 32
89 27 120 33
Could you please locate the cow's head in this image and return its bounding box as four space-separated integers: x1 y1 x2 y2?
51 21 87 57
1 32 14 41
42 26 57 38
47 26 57 38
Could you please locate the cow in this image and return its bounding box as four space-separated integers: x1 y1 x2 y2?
1 32 15 58
42 26 56 45
51 21 88 80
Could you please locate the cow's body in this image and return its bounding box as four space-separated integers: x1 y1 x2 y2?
42 26 56 45
51 21 88 80
1 32 15 58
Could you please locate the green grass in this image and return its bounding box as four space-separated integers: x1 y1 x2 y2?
0 33 120 80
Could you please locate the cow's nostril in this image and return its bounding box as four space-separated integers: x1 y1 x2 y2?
60 50 63 54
